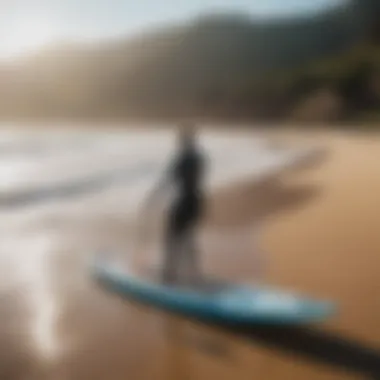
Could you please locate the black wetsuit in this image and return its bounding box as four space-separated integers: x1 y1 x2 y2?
163 145 205 283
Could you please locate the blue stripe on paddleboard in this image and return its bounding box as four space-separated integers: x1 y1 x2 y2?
91 259 336 325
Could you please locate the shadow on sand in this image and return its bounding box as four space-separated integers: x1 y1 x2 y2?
205 147 329 227
206 321 380 379
206 176 321 228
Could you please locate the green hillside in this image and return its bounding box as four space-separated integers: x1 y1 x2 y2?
0 0 379 123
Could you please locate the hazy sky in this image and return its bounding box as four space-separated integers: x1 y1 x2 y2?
0 0 347 59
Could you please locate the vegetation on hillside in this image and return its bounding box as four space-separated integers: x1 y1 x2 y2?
0 0 379 124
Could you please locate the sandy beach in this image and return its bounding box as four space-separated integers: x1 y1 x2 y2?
0 128 379 380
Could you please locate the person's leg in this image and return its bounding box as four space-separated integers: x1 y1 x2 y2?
162 204 187 284
182 224 202 284
163 200 201 284
162 225 179 284
182 199 203 284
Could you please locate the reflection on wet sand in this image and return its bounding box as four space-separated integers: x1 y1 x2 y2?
14 234 59 361
0 234 56 380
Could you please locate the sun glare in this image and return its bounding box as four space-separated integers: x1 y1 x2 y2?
2 19 57 60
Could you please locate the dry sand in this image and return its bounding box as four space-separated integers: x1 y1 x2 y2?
1 131 380 380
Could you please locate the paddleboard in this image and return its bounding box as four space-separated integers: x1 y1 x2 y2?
91 257 336 325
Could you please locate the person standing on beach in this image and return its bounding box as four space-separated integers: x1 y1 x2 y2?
144 124 206 284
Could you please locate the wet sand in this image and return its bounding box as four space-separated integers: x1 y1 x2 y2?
1 130 380 380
